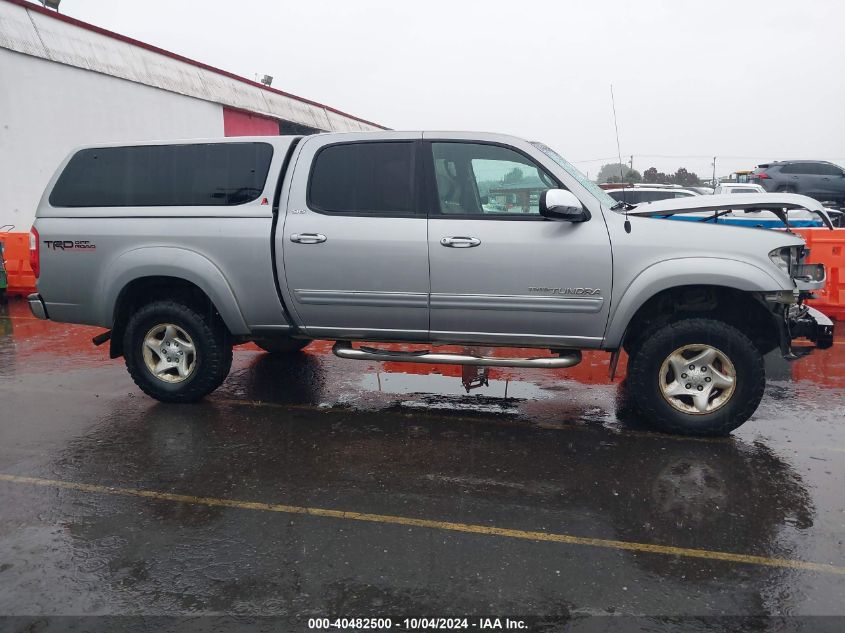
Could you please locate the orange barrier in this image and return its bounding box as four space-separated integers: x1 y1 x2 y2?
794 228 845 321
0 231 36 296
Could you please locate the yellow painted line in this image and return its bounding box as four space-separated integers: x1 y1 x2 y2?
1 473 843 576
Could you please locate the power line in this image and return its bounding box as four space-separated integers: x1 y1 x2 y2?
571 154 845 163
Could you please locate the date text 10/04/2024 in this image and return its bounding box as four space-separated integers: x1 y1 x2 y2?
307 617 528 630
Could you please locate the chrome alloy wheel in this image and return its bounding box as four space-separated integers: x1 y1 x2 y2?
658 344 737 415
142 323 197 383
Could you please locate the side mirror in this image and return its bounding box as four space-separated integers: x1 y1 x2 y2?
539 189 591 222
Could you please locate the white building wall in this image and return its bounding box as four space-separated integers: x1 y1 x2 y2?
0 48 224 230
0 0 383 135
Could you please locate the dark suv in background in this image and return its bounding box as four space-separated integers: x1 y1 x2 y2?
750 160 845 204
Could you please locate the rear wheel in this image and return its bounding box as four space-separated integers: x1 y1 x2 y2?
124 300 232 402
627 318 764 436
254 337 311 354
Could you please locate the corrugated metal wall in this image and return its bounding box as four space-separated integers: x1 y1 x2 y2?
0 0 384 134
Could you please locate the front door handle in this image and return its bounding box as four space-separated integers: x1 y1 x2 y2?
440 236 481 248
290 233 327 244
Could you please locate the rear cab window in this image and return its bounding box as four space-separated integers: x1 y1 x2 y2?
49 143 274 207
307 142 417 215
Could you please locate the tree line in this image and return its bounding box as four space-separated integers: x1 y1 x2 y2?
595 163 702 187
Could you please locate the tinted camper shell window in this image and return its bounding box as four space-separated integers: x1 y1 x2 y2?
49 143 274 207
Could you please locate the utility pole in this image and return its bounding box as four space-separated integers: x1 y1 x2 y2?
629 155 634 172
712 156 717 186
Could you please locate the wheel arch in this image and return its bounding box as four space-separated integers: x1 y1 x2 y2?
102 249 249 358
99 247 248 331
605 258 785 353
108 275 241 359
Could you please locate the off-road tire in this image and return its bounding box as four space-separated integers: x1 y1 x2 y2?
627 318 765 436
124 300 232 403
254 337 311 354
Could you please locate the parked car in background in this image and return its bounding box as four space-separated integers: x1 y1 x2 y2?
714 183 767 195
688 186 715 195
606 186 698 205
610 184 824 229
750 161 845 204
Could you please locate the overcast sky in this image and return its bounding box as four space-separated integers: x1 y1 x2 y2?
55 0 845 178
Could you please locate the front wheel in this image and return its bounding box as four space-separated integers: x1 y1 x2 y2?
627 318 765 436
123 300 232 403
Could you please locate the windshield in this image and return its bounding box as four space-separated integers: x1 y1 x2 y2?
530 142 618 208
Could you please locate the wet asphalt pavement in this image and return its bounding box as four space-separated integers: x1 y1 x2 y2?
0 297 844 631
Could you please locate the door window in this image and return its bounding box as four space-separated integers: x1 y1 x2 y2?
816 163 845 176
430 143 559 216
781 163 826 175
308 142 416 215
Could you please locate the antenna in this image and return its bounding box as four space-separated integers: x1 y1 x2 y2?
610 84 631 233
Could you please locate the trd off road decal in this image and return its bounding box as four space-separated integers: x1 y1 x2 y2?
43 240 96 251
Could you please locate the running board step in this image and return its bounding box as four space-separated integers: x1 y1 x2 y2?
332 341 581 368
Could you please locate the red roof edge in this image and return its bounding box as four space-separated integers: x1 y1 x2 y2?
2 0 388 130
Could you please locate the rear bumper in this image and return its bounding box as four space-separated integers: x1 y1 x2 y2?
27 293 48 320
784 304 834 356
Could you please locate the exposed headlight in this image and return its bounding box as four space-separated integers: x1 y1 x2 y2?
793 263 825 283
769 246 799 276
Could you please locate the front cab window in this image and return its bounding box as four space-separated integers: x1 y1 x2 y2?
431 143 559 216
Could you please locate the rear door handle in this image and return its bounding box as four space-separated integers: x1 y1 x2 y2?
290 233 327 244
440 236 481 248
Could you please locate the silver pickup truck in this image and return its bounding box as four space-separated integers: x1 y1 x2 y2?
27 132 834 436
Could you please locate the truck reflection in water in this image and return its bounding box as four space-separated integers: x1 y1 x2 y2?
1 300 840 615
53 372 814 612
